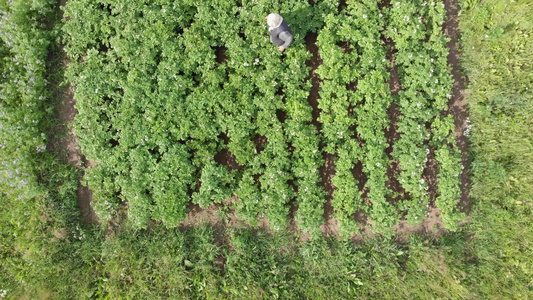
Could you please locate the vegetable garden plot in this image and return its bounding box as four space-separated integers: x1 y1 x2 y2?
63 0 463 237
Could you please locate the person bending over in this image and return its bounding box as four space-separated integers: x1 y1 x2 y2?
265 13 293 52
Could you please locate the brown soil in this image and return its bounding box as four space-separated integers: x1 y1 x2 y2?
443 0 471 213
386 160 407 199
214 149 243 171
384 103 405 197
352 160 369 202
253 134 267 153
215 254 227 274
383 33 405 201
214 46 228 63
389 64 401 95
178 195 273 255
47 0 98 225
393 206 445 243
339 0 347 11
276 109 288 123
48 46 98 224
304 32 339 236
378 0 392 10
179 202 223 229
319 153 338 235
336 41 353 54
304 32 323 130
422 146 439 203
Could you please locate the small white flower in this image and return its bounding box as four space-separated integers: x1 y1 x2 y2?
362 14 367 19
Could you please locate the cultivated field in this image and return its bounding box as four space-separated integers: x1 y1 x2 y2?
1 0 531 298
63 0 465 238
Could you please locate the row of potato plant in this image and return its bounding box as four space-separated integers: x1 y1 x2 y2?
317 0 398 235
385 0 463 228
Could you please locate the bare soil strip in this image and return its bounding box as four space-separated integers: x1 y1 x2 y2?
49 54 98 224
383 33 405 199
48 0 98 224
304 32 340 236
393 206 445 243
384 102 405 198
319 153 338 235
422 146 439 203
304 32 323 131
443 0 471 213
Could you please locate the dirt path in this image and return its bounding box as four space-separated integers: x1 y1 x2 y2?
383 33 406 200
304 32 340 236
50 0 98 224
52 78 97 224
304 32 323 131
443 0 471 213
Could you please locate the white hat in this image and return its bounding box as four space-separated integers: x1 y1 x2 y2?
267 13 283 30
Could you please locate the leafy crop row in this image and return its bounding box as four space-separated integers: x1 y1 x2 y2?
317 0 398 235
385 0 463 228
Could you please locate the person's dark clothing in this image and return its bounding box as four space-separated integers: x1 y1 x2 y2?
269 20 293 48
